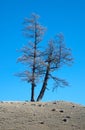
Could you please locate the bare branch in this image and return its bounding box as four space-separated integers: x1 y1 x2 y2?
49 74 69 91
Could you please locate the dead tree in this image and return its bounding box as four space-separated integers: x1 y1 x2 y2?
37 33 73 101
16 13 46 101
16 13 73 102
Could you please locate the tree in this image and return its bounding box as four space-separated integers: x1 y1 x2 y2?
37 33 73 101
16 13 73 102
16 13 46 101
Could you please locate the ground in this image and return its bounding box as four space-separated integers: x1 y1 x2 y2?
0 101 85 130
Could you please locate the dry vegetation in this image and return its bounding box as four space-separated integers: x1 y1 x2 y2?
0 101 85 130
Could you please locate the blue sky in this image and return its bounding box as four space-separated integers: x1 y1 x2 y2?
0 0 85 105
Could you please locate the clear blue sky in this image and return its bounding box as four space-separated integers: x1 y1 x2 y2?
0 0 85 105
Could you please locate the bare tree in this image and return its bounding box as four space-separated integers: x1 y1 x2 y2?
16 13 73 102
16 13 46 101
37 33 73 101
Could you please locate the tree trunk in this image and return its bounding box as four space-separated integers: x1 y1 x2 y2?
37 64 50 101
31 56 36 102
31 82 35 102
31 28 36 102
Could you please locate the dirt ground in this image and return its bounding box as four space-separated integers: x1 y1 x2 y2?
0 101 85 130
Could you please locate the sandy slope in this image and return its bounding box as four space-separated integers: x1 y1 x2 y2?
0 101 85 130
